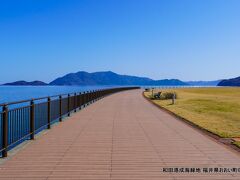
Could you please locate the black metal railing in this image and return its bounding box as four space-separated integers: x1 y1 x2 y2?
0 87 139 157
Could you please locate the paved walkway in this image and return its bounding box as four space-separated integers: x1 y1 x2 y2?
0 90 240 179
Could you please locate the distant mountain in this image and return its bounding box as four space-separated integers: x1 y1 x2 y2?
50 71 188 86
185 80 221 86
218 76 240 87
3 80 47 86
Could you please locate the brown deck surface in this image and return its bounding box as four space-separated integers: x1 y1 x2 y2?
0 89 240 179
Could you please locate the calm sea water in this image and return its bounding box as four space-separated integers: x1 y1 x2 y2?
0 85 118 104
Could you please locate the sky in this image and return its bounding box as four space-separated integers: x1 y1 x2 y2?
0 0 240 83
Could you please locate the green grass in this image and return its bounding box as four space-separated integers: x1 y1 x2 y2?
144 87 240 139
234 142 240 148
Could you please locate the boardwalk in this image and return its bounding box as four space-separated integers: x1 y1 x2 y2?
0 89 240 179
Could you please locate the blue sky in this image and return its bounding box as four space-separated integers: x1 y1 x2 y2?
0 0 240 83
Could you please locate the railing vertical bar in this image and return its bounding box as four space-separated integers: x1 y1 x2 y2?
83 92 85 107
74 93 77 112
30 100 35 140
47 97 51 129
80 93 82 108
67 94 70 117
59 95 62 122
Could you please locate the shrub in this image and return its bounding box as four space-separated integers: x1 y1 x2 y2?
161 92 177 100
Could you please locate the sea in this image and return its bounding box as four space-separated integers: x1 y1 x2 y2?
0 85 118 105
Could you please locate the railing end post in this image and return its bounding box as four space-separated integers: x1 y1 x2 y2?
2 105 8 158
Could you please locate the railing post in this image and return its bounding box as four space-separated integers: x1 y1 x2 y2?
93 91 95 102
82 92 85 108
85 91 88 105
89 91 91 104
88 91 91 104
85 92 88 106
92 91 94 103
87 91 90 105
47 97 51 129
78 93 81 109
2 105 8 157
59 95 62 122
97 90 100 100
74 93 77 112
85 91 87 105
30 100 35 140
68 94 70 116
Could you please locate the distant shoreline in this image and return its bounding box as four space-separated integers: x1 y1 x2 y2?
2 71 239 86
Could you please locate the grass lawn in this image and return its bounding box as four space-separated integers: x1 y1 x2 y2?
144 87 240 139
234 142 240 148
